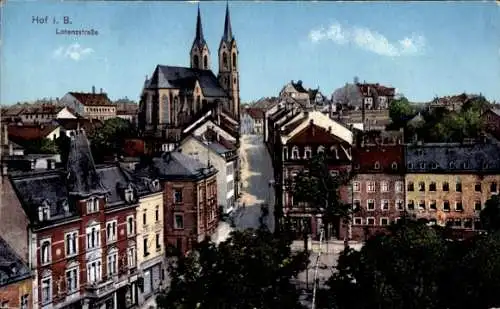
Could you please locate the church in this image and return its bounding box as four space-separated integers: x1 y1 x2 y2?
138 4 241 153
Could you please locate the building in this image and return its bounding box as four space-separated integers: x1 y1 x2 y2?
268 109 354 239
1 103 76 124
356 82 396 111
350 134 405 240
134 151 218 255
7 123 62 144
8 130 162 309
427 93 478 112
56 118 104 138
179 128 238 214
60 87 117 121
115 100 139 126
241 106 265 135
279 80 310 104
138 4 240 153
0 237 33 309
404 142 500 233
482 107 500 140
1 125 24 157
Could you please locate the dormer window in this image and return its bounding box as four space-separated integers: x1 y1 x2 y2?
283 147 288 161
374 161 380 170
291 146 299 159
330 146 339 159
416 149 423 156
150 179 160 191
391 162 398 170
408 163 413 169
86 198 99 214
317 146 325 155
449 161 456 169
38 201 51 221
125 185 134 202
304 147 312 159
462 161 470 169
420 162 426 169
62 200 69 213
431 162 439 169
354 163 360 170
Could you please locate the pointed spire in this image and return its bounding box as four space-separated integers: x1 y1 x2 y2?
222 1 233 43
193 3 207 48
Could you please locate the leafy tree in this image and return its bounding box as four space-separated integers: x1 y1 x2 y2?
388 96 415 129
89 117 137 161
285 155 353 240
480 195 500 232
23 138 59 154
55 134 71 165
156 227 310 309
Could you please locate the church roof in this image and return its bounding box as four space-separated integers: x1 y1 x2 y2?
192 5 207 49
146 65 228 98
221 3 233 43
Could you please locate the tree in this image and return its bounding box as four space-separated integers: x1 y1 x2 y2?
89 117 137 161
480 195 500 232
388 96 415 129
23 138 59 154
285 155 353 240
156 226 310 309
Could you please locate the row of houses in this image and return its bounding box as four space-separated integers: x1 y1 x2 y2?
265 101 500 241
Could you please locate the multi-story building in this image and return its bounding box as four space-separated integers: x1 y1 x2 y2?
404 142 500 232
0 237 33 309
482 107 500 140
135 151 218 254
350 136 405 240
138 4 240 153
279 80 310 104
1 103 77 124
357 82 396 110
60 87 117 121
268 109 354 239
8 130 162 309
179 128 239 214
240 106 265 135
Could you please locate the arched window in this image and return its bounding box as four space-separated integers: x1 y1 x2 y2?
193 55 199 68
196 96 201 111
291 146 299 159
232 52 237 69
330 146 339 159
161 95 169 124
317 146 325 155
223 52 228 68
203 55 208 69
41 240 51 264
304 146 312 159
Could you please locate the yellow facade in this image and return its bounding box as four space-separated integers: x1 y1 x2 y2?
405 173 500 226
136 192 164 266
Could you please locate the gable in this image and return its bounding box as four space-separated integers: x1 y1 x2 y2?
191 120 236 142
56 107 77 119
287 123 345 145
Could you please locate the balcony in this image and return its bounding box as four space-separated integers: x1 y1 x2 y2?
85 278 115 298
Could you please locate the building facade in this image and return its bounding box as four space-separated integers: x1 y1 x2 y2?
404 142 500 232
241 107 264 135
60 87 116 121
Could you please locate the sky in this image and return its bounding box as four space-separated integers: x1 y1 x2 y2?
2 1 500 105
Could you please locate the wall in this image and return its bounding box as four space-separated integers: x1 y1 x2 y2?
136 192 164 267
0 278 33 309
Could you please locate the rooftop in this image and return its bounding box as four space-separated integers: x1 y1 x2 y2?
0 237 31 287
68 92 114 107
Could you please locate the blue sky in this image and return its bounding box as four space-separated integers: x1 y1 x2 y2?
2 1 500 105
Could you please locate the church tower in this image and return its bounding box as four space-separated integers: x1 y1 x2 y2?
218 3 240 120
190 5 210 70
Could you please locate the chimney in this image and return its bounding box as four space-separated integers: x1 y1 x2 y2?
100 88 103 94
92 86 96 94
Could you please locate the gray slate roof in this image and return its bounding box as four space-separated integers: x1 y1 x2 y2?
405 143 500 173
146 65 228 98
0 237 31 287
191 136 231 157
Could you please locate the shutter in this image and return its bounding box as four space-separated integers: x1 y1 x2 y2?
143 270 151 295
152 265 161 290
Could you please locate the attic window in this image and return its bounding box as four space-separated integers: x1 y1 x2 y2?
449 161 456 169
125 186 134 202
330 146 339 159
317 146 325 155
408 163 414 169
283 147 288 161
152 179 160 191
431 162 439 169
38 201 51 221
391 162 398 170
416 149 423 156
354 164 360 170
291 146 299 159
462 161 470 169
420 162 426 169
483 162 489 169
86 198 99 214
374 161 380 170
304 147 312 159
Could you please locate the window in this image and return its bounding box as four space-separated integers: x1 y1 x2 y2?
407 182 414 191
407 163 413 169
475 200 482 211
106 221 117 243
442 182 449 191
391 162 398 170
381 181 389 192
143 213 147 225
455 201 463 212
227 180 234 193
367 182 376 193
317 146 325 155
353 200 361 211
304 147 312 159
127 246 136 268
353 182 361 192
174 189 183 203
41 276 52 304
354 163 360 170
449 161 456 169
226 162 234 176
87 260 102 284
381 200 389 211
66 265 78 294
127 216 134 236
156 233 161 250
430 200 437 210
396 200 404 210
86 225 100 249
454 219 462 227
38 203 50 221
86 197 99 214
282 147 288 160
464 219 473 229
41 240 51 265
431 162 438 169
155 206 159 222
367 199 375 211
107 250 118 276
374 161 380 170
429 182 436 191
174 214 184 229
418 200 426 210
380 218 389 226
65 232 78 257
407 200 415 210
443 200 450 211
474 219 482 230
462 161 470 169
394 217 401 224
353 217 362 225
329 170 339 177
418 182 425 192
143 237 149 257
395 181 403 192
491 182 498 193
366 217 375 225
20 294 28 309
456 182 462 192
475 183 482 192
291 146 299 159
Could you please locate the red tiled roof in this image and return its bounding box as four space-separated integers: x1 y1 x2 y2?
123 139 145 157
352 145 404 173
357 83 395 97
245 107 265 119
7 124 59 141
69 92 114 107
